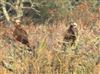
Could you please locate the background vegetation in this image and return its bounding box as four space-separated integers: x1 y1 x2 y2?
0 0 100 74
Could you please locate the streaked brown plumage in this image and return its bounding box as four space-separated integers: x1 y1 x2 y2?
13 20 31 50
62 22 78 51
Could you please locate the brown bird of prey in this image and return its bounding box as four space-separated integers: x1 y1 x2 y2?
62 22 78 51
13 19 31 51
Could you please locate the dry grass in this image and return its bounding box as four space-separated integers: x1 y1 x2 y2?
0 3 100 74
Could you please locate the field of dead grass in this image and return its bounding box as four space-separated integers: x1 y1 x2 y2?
0 3 100 74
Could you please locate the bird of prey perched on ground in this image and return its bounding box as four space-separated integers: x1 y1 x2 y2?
62 22 78 51
13 19 32 51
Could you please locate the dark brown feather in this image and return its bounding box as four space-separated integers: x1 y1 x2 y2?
13 22 31 50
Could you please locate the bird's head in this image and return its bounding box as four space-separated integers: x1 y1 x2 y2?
14 19 21 28
68 22 78 35
67 22 78 33
15 19 21 25
13 20 22 30
70 22 77 28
